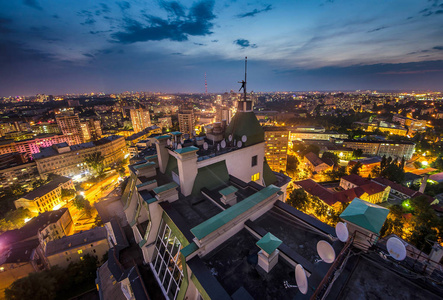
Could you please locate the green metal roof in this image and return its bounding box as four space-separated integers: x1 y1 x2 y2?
192 160 229 195
136 179 157 188
155 135 171 140
224 111 264 147
263 161 277 186
133 161 155 169
180 242 198 258
144 154 157 161
340 198 389 234
165 154 177 177
190 184 280 240
219 185 238 196
153 182 179 194
170 131 182 136
174 146 199 154
256 232 282 255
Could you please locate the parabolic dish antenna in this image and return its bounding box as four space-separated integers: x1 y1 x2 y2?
386 237 407 261
317 240 336 264
203 142 208 150
177 144 182 149
228 134 233 142
295 264 308 295
241 135 247 143
180 137 184 144
221 140 226 148
237 141 242 148
335 222 349 242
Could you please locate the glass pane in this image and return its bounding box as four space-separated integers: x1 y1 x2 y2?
163 270 171 291
168 280 177 300
173 266 181 282
163 225 171 244
159 262 167 283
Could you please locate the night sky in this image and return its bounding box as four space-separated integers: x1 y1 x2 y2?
1 0 443 96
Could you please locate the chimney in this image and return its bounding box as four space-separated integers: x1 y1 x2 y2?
154 135 170 174
219 186 238 206
256 233 282 273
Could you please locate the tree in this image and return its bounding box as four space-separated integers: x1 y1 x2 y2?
352 149 363 159
322 152 339 168
73 195 92 217
117 166 126 178
0 208 33 233
349 162 362 175
61 188 76 201
5 271 57 300
287 189 309 211
324 166 347 181
84 152 105 177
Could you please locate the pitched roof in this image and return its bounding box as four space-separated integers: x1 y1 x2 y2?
295 179 336 206
192 160 229 195
224 111 264 147
340 198 389 234
22 175 71 200
256 232 282 255
342 174 369 186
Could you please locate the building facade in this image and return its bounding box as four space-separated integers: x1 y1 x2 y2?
130 108 152 133
342 140 415 160
55 114 84 143
33 135 127 179
264 127 289 172
178 109 194 136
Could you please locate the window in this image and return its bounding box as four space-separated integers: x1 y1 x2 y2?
251 173 260 181
77 250 83 254
152 219 184 300
251 155 257 167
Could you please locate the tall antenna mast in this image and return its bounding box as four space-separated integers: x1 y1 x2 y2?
205 72 208 94
238 56 247 101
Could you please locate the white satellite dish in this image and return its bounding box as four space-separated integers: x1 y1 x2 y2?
335 222 349 242
241 135 247 143
180 137 184 144
203 142 208 150
221 140 226 149
217 144 220 151
237 141 242 148
295 264 308 295
316 240 335 263
167 139 171 146
228 134 233 142
386 237 407 261
177 144 182 149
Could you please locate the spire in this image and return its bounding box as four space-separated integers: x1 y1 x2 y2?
237 57 252 112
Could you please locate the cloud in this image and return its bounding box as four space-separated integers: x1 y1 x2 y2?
211 39 218 42
78 10 96 26
117 1 131 11
112 0 216 43
379 69 442 75
367 26 387 33
433 46 443 50
0 18 13 34
193 42 205 46
23 0 42 10
83 53 94 58
234 39 257 48
435 10 443 14
237 5 272 18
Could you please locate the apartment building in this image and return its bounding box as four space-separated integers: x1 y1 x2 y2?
263 126 289 172
14 175 75 214
342 140 415 160
33 135 127 179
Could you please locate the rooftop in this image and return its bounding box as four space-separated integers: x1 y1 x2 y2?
21 175 71 200
340 198 389 233
45 226 107 256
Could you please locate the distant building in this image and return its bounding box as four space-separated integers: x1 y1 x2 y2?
14 175 75 214
392 114 427 133
37 208 74 249
303 152 334 173
31 122 61 135
263 126 289 172
347 157 382 177
130 108 151 133
33 135 127 179
342 139 415 160
43 226 109 268
55 114 84 144
289 128 348 142
157 116 172 129
80 118 102 141
178 109 194 136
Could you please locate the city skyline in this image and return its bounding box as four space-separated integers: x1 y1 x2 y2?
1 0 443 96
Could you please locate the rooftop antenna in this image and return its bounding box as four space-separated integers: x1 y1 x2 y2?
238 57 247 102
205 72 208 94
315 240 336 264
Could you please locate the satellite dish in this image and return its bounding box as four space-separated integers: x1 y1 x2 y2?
228 134 233 142
237 141 242 148
177 144 182 149
386 237 407 261
180 137 184 144
203 142 208 150
295 264 308 295
217 144 220 151
335 222 349 242
167 139 171 146
221 140 226 148
316 240 335 263
241 135 247 143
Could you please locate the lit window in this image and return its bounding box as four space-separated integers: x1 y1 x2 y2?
251 173 260 181
78 250 83 254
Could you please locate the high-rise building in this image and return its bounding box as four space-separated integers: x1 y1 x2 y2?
80 119 102 141
130 108 151 133
55 114 84 143
178 109 194 136
263 126 289 172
